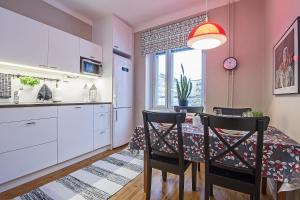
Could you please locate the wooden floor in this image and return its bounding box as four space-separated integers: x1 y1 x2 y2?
0 146 273 200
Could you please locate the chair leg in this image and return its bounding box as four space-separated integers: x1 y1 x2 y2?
255 192 260 200
261 177 267 194
192 162 197 191
209 184 213 196
250 195 254 200
179 173 185 200
162 171 167 182
205 181 210 200
146 167 152 200
198 162 201 172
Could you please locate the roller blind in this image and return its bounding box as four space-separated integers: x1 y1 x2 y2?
140 15 206 55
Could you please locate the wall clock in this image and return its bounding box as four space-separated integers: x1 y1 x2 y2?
223 57 238 70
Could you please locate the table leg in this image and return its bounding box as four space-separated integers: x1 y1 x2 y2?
261 177 267 194
144 150 148 193
276 181 286 200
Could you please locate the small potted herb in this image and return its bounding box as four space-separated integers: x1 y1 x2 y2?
176 64 192 106
19 76 40 88
243 111 263 117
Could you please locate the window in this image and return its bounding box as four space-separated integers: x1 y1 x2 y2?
151 48 205 109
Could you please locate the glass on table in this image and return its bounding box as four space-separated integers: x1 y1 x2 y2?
179 109 187 113
214 108 222 116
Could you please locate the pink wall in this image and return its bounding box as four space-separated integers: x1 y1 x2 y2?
263 0 300 143
206 0 264 113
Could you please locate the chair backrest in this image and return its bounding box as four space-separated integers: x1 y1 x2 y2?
174 106 204 116
203 115 269 176
142 110 186 166
213 107 252 116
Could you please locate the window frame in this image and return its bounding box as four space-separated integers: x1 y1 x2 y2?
150 48 206 110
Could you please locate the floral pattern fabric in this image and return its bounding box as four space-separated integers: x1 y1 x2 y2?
129 123 300 183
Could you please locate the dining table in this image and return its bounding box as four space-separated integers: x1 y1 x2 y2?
129 121 300 200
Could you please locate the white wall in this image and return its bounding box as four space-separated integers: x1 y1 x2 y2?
0 64 104 104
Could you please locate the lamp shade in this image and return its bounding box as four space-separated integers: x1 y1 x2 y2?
187 21 227 50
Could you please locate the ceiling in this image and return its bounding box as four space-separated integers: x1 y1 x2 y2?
46 0 236 31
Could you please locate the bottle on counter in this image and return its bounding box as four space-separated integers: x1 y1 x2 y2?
89 84 97 102
13 88 23 104
83 83 89 102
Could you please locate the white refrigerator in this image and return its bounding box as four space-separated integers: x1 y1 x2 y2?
112 54 133 148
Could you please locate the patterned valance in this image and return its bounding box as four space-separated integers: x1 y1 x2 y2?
140 15 206 55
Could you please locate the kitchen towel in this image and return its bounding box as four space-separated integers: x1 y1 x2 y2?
0 73 12 98
37 84 52 101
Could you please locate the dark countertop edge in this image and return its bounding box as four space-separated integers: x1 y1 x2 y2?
0 102 112 108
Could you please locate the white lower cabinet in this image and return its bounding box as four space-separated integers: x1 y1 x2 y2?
58 105 94 162
0 141 57 184
93 106 111 149
0 118 57 154
0 104 112 184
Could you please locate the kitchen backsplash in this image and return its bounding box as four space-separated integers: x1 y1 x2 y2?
0 65 104 104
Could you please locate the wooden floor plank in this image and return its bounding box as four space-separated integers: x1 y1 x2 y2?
0 146 273 200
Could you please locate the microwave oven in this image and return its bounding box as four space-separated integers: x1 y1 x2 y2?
80 57 103 76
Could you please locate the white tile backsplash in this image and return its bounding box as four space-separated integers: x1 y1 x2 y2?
0 65 106 104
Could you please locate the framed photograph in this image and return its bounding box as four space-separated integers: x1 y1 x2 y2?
273 17 300 95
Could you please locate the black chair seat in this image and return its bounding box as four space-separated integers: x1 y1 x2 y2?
151 153 191 173
209 165 255 184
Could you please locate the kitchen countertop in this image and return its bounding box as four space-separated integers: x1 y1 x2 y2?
0 101 112 108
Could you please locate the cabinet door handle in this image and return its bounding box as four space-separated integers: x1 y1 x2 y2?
25 121 36 126
115 110 118 121
38 64 47 68
90 56 95 59
74 106 81 109
100 114 105 117
100 131 105 134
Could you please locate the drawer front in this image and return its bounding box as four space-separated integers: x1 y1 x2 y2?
94 130 110 150
94 112 110 132
58 105 94 163
0 118 57 154
0 106 57 123
94 104 110 114
0 141 57 184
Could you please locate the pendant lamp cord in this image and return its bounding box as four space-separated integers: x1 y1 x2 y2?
205 0 208 21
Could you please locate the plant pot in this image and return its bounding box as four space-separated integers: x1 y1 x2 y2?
179 99 188 106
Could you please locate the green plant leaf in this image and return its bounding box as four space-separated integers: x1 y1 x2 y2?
19 76 40 87
181 64 185 75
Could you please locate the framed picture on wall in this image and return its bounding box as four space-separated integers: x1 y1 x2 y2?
273 17 300 95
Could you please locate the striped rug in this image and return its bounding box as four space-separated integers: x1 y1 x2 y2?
15 149 143 200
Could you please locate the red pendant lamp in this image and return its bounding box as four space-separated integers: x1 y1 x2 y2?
187 0 227 50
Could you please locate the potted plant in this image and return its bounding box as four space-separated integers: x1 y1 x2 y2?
19 76 40 89
176 64 192 106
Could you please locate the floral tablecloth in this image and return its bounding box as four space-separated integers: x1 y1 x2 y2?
129 123 300 185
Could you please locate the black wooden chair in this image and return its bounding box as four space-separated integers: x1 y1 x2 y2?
202 115 269 200
213 107 252 116
142 110 197 200
174 106 204 116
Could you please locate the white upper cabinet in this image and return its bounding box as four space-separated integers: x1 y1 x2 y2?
112 17 133 55
80 39 102 62
0 7 48 67
48 27 80 73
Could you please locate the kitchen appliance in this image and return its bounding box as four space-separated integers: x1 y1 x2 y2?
112 54 133 148
80 57 103 76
